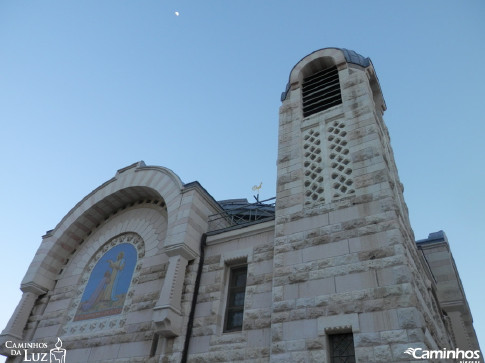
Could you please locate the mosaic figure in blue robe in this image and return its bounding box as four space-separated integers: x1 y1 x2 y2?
75 243 136 321
103 251 125 301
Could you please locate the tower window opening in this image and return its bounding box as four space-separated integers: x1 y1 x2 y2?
302 66 342 117
329 332 356 363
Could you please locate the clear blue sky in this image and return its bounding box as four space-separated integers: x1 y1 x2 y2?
1 0 484 357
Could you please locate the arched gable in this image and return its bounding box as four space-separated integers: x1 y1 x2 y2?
21 161 185 293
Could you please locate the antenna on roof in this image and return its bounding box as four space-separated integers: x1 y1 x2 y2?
252 182 263 203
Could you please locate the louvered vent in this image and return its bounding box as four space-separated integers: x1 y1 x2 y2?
302 66 342 118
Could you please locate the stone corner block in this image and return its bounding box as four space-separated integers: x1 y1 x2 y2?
152 305 182 337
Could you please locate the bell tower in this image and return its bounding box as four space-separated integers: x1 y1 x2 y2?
272 48 452 361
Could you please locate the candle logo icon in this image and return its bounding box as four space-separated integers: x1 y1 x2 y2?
50 338 67 363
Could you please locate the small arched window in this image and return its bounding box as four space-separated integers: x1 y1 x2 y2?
302 66 342 118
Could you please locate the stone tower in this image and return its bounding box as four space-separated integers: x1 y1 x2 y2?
273 48 453 361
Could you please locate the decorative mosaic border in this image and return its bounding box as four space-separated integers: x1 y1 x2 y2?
61 232 145 337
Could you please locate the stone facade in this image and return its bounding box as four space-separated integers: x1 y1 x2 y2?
1 48 481 362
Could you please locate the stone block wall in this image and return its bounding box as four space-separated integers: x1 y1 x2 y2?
418 235 482 354
273 48 453 361
187 222 275 362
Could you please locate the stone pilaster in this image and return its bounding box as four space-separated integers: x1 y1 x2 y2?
153 244 197 337
0 283 46 356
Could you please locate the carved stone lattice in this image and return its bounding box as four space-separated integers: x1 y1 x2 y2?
327 120 354 199
303 128 325 205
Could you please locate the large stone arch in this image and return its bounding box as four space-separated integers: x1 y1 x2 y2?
21 161 184 294
2 161 222 348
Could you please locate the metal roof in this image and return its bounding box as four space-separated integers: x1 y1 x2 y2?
340 48 371 67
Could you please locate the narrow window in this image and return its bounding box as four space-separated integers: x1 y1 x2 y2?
302 66 342 118
149 333 159 357
329 333 356 363
224 265 247 332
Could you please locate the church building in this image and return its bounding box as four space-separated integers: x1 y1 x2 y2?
1 48 481 362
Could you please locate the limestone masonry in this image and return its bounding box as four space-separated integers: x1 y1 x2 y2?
1 48 481 362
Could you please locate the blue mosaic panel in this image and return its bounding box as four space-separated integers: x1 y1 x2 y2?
74 243 137 321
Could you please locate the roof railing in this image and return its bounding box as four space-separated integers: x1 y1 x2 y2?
208 197 276 233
